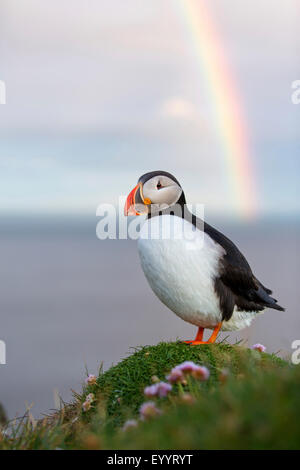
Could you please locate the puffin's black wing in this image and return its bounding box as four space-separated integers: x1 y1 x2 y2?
203 221 285 321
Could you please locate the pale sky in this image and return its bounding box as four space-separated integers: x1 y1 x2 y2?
0 0 299 217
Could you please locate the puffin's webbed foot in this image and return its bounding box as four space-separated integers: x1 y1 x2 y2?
182 323 222 345
182 326 203 345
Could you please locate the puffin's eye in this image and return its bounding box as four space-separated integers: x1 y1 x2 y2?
157 181 162 189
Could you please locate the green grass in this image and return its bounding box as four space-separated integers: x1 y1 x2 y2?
0 341 298 450
93 341 285 427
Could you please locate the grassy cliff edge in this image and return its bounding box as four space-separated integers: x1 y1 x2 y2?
1 341 299 450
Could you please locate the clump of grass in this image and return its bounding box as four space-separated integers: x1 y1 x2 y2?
0 341 296 450
92 341 285 427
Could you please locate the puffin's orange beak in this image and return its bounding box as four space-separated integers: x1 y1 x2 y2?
124 184 140 216
124 183 151 216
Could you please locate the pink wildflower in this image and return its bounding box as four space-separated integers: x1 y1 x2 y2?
251 343 266 353
191 365 210 381
166 368 184 384
82 400 91 412
144 384 159 398
169 361 210 381
156 382 172 397
122 419 138 432
85 374 97 386
175 361 198 374
144 382 172 398
86 393 95 403
139 402 161 420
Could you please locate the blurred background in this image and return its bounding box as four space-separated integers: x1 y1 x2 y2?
0 0 299 419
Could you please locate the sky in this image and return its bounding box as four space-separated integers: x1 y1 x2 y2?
0 0 299 219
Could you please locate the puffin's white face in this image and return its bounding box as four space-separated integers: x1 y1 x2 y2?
142 175 182 209
124 172 183 216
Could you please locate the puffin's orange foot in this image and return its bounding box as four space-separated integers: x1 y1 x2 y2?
185 340 210 345
182 327 204 345
182 323 222 346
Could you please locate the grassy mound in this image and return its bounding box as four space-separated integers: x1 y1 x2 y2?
1 341 299 450
93 341 285 428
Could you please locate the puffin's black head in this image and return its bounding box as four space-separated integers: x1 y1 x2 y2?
124 171 185 216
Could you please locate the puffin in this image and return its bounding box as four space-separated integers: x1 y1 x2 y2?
124 171 284 345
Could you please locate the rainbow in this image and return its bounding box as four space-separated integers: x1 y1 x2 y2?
176 0 257 219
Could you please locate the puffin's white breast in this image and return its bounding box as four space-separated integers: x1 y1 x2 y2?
138 215 225 328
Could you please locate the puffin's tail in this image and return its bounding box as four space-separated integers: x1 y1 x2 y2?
256 284 285 312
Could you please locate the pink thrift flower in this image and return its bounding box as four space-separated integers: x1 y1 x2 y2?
175 361 198 374
144 382 172 398
192 365 210 381
144 384 159 398
156 382 172 398
139 402 161 420
166 368 184 384
85 374 97 386
251 343 266 353
82 400 91 412
86 393 95 403
122 419 138 432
